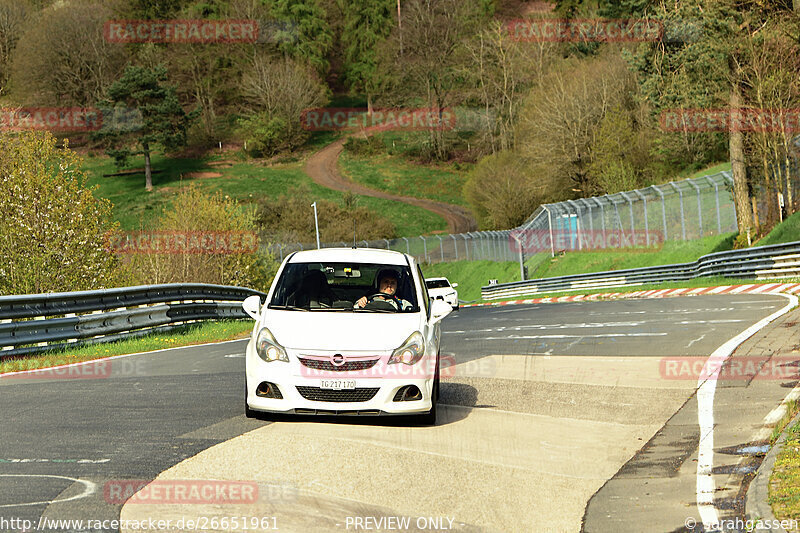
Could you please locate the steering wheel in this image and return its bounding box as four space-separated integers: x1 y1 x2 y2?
364 293 401 310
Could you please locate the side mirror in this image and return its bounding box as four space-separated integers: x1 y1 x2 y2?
242 295 262 321
452 283 458 288
430 299 452 324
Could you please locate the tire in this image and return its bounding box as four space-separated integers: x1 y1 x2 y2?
419 354 440 426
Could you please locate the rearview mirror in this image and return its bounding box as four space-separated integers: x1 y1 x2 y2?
430 299 452 324
242 295 262 320
452 283 458 288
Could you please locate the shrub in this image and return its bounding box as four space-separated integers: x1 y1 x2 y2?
0 131 121 294
122 186 277 291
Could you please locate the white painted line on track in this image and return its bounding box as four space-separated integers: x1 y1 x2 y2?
0 474 96 507
463 333 668 341
695 293 797 531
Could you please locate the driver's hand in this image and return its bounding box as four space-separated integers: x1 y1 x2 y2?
355 296 367 308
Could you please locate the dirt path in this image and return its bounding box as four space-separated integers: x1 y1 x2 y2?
304 137 477 234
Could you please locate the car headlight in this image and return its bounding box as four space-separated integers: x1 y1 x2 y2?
388 331 425 365
255 327 289 363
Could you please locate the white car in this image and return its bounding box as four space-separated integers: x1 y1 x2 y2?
425 277 459 310
242 247 452 424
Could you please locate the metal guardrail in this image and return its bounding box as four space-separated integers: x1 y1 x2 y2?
0 283 266 357
481 241 800 300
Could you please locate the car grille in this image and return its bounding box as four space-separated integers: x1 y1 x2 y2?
298 357 380 372
296 386 380 403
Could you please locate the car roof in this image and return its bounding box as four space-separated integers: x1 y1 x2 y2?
287 247 411 266
425 277 449 282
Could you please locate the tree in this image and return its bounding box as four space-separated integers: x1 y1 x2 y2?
376 0 494 160
96 65 195 191
0 131 120 295
271 0 333 74
462 20 555 154
10 2 126 105
516 52 633 196
124 185 276 290
0 0 31 96
239 54 329 156
341 0 394 113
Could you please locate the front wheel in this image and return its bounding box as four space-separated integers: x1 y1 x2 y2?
419 355 440 426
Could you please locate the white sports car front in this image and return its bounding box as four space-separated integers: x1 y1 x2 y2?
242 248 452 423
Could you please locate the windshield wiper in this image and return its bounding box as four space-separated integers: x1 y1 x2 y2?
267 305 310 311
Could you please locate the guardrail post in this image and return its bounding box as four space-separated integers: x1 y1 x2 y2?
670 182 687 240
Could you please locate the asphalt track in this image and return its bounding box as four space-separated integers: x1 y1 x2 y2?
0 294 791 532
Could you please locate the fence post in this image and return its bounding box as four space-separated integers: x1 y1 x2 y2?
620 192 635 237
634 190 649 246
401 237 410 255
652 185 668 241
421 236 429 263
593 198 606 243
566 200 583 250
383 239 390 250
451 234 458 260
542 205 555 257
437 235 444 261
670 182 687 240
299 243 304 251
461 234 470 260
688 180 703 236
706 176 722 234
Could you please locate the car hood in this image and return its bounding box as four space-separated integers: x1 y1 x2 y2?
261 310 422 352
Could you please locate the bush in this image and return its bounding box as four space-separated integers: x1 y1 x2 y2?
463 151 547 229
122 186 277 291
0 131 121 294
256 185 396 243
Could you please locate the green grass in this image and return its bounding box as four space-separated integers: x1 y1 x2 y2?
81 152 446 237
530 233 737 279
769 414 800 522
339 151 471 207
422 260 523 302
756 210 800 247
0 319 253 374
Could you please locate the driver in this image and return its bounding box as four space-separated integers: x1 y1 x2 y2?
354 269 412 310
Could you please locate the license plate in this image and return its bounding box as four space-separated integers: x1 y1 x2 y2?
320 380 356 390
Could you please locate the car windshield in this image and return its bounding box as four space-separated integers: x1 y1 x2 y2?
268 262 419 312
425 279 451 289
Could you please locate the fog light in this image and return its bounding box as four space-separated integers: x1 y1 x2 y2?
393 385 422 402
256 381 283 399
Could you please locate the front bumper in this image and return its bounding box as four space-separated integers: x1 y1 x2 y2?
245 342 435 415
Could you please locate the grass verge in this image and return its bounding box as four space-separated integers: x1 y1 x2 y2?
769 412 800 523
0 319 253 374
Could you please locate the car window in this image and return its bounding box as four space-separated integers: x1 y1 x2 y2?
269 262 419 312
425 279 451 289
